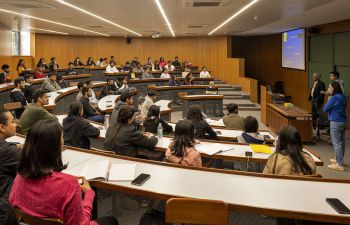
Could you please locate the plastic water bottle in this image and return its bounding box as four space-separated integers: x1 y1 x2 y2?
104 115 110 129
157 123 163 138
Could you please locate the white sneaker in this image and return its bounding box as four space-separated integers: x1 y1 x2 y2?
330 158 336 163
327 163 345 171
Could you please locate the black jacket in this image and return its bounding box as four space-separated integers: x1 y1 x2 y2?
65 68 77 75
309 80 326 105
80 96 97 118
10 89 27 118
23 84 35 103
104 124 158 157
0 72 6 84
63 116 100 149
0 139 20 225
99 84 117 99
144 118 173 134
192 120 217 139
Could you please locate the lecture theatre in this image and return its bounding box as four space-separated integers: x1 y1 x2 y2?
1 0 350 225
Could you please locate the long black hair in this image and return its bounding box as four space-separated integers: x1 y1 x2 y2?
243 116 259 133
170 120 195 158
68 101 83 117
144 105 160 125
18 120 67 178
17 59 26 70
330 81 343 95
187 104 204 122
276 126 313 175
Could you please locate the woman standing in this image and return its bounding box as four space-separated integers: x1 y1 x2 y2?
323 81 347 171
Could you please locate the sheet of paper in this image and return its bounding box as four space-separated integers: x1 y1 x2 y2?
80 159 110 181
108 164 137 181
196 143 234 155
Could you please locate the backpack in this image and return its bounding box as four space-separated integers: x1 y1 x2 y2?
139 209 169 225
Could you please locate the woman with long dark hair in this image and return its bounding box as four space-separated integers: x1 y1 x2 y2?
16 59 26 77
165 119 201 167
263 126 316 175
187 104 217 139
237 116 265 144
144 105 173 134
9 120 119 225
104 106 158 157
323 81 347 171
86 57 96 66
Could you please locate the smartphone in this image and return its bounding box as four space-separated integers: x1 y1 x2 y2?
131 173 151 186
326 198 350 214
216 131 222 135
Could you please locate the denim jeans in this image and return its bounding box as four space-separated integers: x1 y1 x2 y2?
88 114 105 123
330 121 347 165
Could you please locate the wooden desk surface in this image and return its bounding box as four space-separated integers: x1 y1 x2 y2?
267 103 311 118
181 94 224 100
149 85 208 91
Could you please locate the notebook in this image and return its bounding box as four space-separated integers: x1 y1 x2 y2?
249 144 273 154
195 143 234 155
79 160 137 181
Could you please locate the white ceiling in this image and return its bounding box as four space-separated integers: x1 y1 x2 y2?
0 0 349 37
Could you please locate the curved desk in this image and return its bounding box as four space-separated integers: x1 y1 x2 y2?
148 85 209 103
181 94 224 117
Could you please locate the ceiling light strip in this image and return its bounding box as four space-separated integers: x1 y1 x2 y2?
154 0 175 37
208 0 259 35
0 8 109 36
55 0 142 37
29 27 69 35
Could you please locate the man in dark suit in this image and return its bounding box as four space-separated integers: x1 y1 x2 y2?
309 72 326 129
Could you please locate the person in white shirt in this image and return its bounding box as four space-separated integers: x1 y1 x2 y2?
105 61 119 73
164 61 175 71
200 66 211 78
160 69 171 78
85 80 99 106
182 67 191 78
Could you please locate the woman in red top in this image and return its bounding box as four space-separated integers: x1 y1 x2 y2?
9 120 119 225
159 56 166 69
33 65 46 79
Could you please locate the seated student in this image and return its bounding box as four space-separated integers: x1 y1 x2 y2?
187 105 217 139
172 56 181 67
10 78 27 118
263 126 316 176
48 57 59 71
144 105 173 134
101 57 109 67
86 80 99 105
16 59 26 78
106 61 119 73
117 77 129 93
133 63 143 73
181 67 191 78
33 65 46 79
0 64 11 84
41 73 61 92
65 62 78 75
237 116 265 144
63 102 100 149
159 57 166 69
76 81 86 101
19 89 56 134
80 86 104 123
36 58 49 70
131 57 139 66
56 76 67 89
184 73 195 85
200 66 211 78
99 78 117 99
73 57 84 66
164 61 175 71
9 120 119 225
122 61 131 72
223 103 244 130
144 57 153 69
104 106 158 157
142 68 153 79
153 60 160 71
160 69 171 78
96 58 104 66
110 91 134 125
86 57 96 66
206 81 218 95
23 74 35 103
141 91 157 118
0 109 20 225
165 119 202 167
168 75 179 86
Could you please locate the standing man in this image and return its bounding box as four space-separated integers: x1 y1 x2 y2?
309 73 326 129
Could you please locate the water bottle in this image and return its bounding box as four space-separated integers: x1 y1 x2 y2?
157 123 163 138
104 115 110 129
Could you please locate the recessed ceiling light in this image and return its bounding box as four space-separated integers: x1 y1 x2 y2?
154 0 175 37
55 0 142 37
0 8 109 36
28 27 69 35
208 0 259 35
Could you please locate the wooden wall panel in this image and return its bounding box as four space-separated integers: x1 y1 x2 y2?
0 23 12 74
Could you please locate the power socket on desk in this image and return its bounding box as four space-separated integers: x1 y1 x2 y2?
245 151 253 157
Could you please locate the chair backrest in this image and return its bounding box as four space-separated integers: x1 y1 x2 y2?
14 208 64 225
69 82 78 87
165 198 229 225
4 102 22 111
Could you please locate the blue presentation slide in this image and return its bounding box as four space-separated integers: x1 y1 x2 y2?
282 28 305 70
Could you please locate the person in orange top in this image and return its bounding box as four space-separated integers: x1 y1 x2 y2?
165 119 202 167
16 59 26 78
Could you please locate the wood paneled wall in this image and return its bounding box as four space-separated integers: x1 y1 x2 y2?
35 34 241 83
0 23 12 73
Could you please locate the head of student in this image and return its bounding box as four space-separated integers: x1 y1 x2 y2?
122 77 128 85
17 119 67 179
243 116 259 133
85 80 93 88
227 103 238 115
171 119 195 157
146 105 160 120
163 68 169 74
276 126 313 175
0 109 17 139
75 57 80 62
14 78 25 89
175 56 179 61
106 106 135 144
37 58 45 66
170 74 177 81
329 81 343 96
186 73 193 80
209 81 215 88
68 62 74 68
56 75 64 84
50 57 56 63
312 72 321 81
329 71 340 81
77 81 86 91
68 101 83 117
2 64 10 73
82 86 92 97
187 104 203 122
147 90 157 101
107 78 114 85
48 73 57 81
120 91 133 105
25 74 33 84
202 66 207 71
17 59 25 69
110 61 116 67
33 89 49 106
87 57 92 62
160 57 165 62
